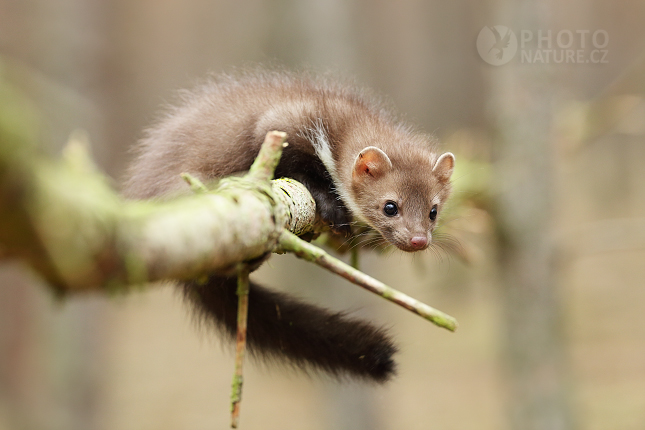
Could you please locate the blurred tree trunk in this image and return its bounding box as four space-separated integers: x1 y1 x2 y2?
489 3 574 430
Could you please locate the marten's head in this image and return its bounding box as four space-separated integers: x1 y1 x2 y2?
349 145 455 252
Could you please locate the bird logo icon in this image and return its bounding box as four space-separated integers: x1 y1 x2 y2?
477 25 518 66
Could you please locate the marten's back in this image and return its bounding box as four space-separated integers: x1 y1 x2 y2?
123 71 387 200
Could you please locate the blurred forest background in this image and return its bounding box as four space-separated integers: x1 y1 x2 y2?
1 1 645 429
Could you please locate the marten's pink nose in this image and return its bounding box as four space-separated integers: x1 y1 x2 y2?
410 236 428 250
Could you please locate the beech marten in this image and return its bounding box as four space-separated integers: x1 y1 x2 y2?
123 69 455 382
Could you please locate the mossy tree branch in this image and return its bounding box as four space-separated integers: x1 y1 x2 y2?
1 117 456 330
0 129 315 292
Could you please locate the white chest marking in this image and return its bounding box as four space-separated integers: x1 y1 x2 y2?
305 119 368 223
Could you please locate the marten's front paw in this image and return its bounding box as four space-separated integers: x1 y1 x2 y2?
317 202 352 236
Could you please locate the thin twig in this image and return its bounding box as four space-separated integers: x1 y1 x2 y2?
180 172 208 193
230 264 250 428
279 230 458 331
350 247 360 270
247 131 288 181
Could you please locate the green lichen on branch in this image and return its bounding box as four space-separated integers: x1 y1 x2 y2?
0 128 313 291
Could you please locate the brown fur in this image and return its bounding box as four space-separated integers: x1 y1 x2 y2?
123 69 454 382
124 70 383 198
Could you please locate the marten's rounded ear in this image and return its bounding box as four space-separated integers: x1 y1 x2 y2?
352 146 392 180
432 152 455 182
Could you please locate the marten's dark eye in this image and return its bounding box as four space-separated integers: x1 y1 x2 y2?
383 202 398 217
429 205 438 221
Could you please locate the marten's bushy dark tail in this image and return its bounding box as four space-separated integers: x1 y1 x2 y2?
182 276 397 382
